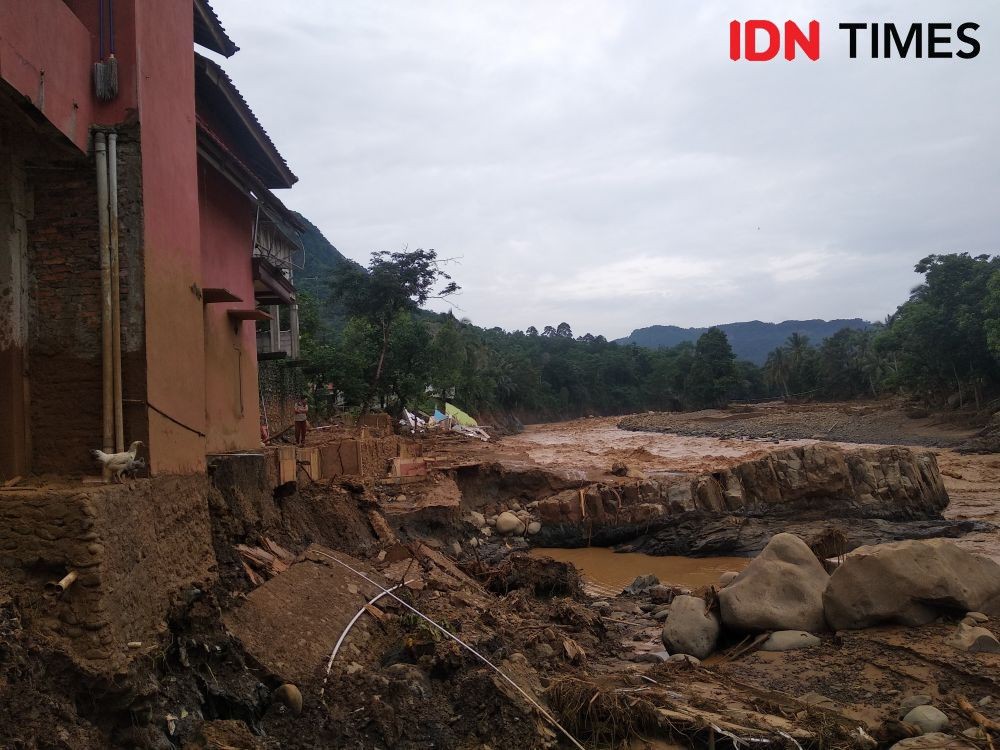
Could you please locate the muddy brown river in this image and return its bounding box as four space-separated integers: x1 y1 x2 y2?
529 547 749 592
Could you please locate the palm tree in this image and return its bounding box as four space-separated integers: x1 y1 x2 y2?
763 347 791 399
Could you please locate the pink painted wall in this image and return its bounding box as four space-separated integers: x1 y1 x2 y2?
0 0 145 149
0 0 96 151
198 159 261 453
133 1 207 473
63 0 140 126
3 0 270 474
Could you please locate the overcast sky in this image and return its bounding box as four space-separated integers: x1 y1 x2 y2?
209 1 999 339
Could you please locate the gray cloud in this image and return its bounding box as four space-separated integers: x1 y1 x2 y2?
210 0 1000 338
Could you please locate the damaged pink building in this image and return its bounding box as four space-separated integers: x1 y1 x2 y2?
0 0 303 478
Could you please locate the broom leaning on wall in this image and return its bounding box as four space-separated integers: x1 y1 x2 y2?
93 0 119 101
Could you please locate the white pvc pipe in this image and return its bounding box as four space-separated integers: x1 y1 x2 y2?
94 132 113 453
108 132 123 451
320 580 412 695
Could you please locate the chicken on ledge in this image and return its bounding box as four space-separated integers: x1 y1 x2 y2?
91 441 145 483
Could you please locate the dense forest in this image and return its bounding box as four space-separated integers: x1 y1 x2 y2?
296 250 1000 421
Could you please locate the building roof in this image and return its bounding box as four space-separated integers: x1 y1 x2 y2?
194 53 297 189
196 114 304 232
194 0 239 58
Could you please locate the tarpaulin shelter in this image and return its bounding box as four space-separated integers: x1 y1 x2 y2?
445 403 478 427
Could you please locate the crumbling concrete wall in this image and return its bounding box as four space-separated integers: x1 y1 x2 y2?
362 433 400 475
0 476 216 672
209 452 281 541
223 546 387 685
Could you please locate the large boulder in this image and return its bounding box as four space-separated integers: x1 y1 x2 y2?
719 533 829 633
823 539 1000 630
625 574 659 594
661 595 720 659
495 511 526 535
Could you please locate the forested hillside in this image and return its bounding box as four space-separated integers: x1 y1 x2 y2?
294 220 1000 422
291 213 362 329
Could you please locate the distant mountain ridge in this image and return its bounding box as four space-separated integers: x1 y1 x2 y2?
617 319 873 365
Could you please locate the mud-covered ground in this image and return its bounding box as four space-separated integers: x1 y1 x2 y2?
2 401 999 749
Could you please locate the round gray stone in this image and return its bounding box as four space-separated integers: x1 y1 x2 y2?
759 630 821 652
902 705 949 734
898 695 932 719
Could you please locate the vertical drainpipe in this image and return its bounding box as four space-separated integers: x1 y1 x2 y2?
108 132 124 451
94 132 114 453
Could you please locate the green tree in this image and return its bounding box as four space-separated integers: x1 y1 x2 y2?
763 347 791 399
886 253 999 407
684 328 738 408
330 249 458 409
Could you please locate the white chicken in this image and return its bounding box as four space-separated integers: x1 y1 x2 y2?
91 441 144 483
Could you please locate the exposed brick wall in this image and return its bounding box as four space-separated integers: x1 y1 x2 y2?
26 129 147 473
27 157 104 471
113 129 149 450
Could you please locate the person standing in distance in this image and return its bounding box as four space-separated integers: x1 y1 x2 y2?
294 394 309 447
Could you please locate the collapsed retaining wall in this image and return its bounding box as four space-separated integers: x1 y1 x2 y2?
466 444 958 555
530 444 948 529
0 476 215 672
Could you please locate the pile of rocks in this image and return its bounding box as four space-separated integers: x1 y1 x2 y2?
655 534 1000 661
464 508 542 546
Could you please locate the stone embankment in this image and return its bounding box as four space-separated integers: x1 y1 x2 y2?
0 476 215 671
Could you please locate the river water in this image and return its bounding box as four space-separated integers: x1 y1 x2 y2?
502 417 817 479
513 419 1000 571
529 546 749 593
